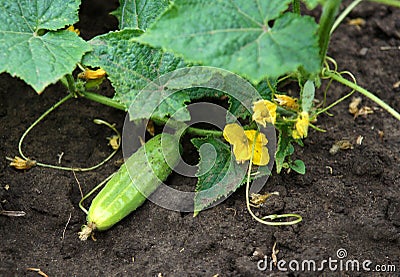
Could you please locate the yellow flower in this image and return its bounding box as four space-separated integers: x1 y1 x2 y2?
67 25 80 35
223 124 269 166
8 156 36 170
78 68 107 80
292 112 309 139
274 94 299 110
252 100 277 126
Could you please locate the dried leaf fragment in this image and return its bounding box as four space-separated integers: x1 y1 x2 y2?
107 135 120 150
329 140 353 155
378 130 384 141
271 242 279 266
0 210 26 217
8 156 36 170
250 192 279 206
349 97 362 115
356 135 364 145
347 18 366 29
355 106 374 118
26 268 49 277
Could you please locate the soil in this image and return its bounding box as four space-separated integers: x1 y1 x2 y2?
1 1 399 276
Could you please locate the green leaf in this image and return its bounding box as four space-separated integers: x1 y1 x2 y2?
192 137 248 214
111 0 170 30
301 80 315 112
290 159 306 174
82 29 188 120
275 127 293 173
302 0 321 9
138 0 320 83
0 0 90 93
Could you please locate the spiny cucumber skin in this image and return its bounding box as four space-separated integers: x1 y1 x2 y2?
87 134 179 231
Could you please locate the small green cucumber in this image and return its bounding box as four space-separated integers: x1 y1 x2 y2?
79 133 180 240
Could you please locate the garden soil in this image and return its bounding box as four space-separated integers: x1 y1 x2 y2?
1 1 399 276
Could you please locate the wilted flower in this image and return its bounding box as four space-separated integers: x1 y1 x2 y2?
223 123 269 166
292 112 309 139
107 135 120 150
8 156 36 170
78 68 106 80
274 94 299 110
67 25 80 35
252 100 277 126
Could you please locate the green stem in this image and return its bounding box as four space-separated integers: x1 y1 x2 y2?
330 0 362 34
368 0 400 7
19 94 73 161
65 74 77 95
324 70 400 120
314 89 355 117
292 0 301 14
80 91 223 137
318 0 341 64
79 173 116 214
81 91 126 111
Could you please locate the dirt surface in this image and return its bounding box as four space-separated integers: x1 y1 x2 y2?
1 1 399 276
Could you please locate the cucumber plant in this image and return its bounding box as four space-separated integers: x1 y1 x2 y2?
2 0 400 229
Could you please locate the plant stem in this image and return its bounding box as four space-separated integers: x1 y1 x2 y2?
314 89 355 117
65 74 77 94
79 91 223 137
318 0 341 64
330 0 362 34
368 0 400 7
292 0 301 14
324 70 400 120
81 91 126 111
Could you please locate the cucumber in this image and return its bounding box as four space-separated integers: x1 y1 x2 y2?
79 133 180 240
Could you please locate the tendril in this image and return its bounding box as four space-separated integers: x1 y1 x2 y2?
245 130 303 226
17 95 120 172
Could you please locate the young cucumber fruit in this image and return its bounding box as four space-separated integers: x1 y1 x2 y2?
79 133 180 240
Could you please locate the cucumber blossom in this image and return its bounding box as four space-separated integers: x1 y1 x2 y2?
79 133 180 240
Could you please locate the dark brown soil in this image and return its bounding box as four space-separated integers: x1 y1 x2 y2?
1 1 399 276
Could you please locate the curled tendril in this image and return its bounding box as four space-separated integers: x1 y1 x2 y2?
314 57 358 119
17 94 121 172
245 130 303 226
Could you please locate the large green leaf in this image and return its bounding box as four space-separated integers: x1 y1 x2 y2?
111 0 170 30
82 29 188 120
192 137 248 214
137 0 320 83
0 0 91 93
